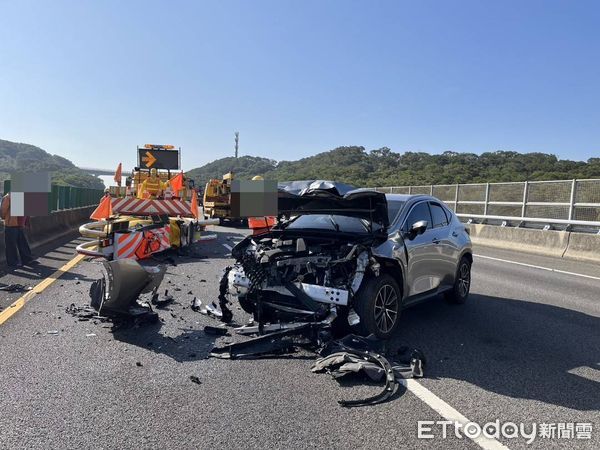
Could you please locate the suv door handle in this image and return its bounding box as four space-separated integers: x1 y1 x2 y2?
432 238 440 244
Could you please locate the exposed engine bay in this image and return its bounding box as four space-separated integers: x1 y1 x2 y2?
227 230 382 327
221 181 393 330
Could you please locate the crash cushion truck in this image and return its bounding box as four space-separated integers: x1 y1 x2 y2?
77 144 218 260
203 172 234 220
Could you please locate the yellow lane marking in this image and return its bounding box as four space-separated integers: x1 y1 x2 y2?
0 253 87 325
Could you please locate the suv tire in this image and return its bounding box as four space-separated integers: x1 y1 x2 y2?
353 274 402 339
445 256 471 304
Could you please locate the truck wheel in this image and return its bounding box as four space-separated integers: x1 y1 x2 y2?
353 274 402 339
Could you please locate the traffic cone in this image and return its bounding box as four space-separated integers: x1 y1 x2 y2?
114 162 122 187
169 171 184 194
90 195 113 220
191 190 199 219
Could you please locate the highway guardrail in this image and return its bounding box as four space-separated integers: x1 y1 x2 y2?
2 180 103 213
376 178 600 232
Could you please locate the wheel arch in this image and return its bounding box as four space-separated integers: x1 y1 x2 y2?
372 256 405 298
454 250 473 284
461 251 473 265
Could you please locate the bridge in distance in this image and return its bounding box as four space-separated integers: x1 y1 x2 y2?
78 166 115 177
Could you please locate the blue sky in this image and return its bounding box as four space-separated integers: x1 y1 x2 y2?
1 0 598 171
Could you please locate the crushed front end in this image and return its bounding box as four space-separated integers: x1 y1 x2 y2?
227 230 378 330
222 181 391 332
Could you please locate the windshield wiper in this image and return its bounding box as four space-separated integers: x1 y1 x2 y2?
358 218 371 233
280 215 299 229
327 215 340 232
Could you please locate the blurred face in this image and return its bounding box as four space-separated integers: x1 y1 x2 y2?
150 168 158 178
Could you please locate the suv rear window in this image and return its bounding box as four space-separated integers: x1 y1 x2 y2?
430 202 449 228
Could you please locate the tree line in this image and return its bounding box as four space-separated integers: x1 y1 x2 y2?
0 139 105 190
186 146 600 188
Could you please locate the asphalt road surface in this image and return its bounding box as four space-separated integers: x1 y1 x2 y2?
0 225 598 449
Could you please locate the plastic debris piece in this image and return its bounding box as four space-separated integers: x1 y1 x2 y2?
191 297 202 312
0 283 32 292
151 289 174 308
203 301 223 318
189 375 202 385
204 325 229 336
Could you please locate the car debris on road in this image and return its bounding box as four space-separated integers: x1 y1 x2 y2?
203 325 229 336
65 303 111 323
65 181 431 408
151 289 175 308
190 297 202 312
0 283 32 293
68 243 426 407
312 334 424 407
88 259 166 323
208 323 425 407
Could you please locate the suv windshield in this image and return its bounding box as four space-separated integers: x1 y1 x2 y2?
387 200 406 224
285 214 381 233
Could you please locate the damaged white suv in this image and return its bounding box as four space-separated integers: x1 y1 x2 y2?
227 181 472 339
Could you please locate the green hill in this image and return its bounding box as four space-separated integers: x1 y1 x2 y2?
187 146 600 188
0 139 104 190
186 155 277 188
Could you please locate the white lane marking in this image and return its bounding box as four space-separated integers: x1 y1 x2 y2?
567 366 600 384
401 379 509 450
474 254 600 282
223 244 233 251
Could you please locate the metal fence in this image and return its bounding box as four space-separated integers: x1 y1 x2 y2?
376 179 600 231
3 180 103 213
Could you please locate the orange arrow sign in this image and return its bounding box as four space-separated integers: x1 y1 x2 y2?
142 151 157 168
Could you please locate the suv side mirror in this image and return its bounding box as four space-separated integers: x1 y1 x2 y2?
405 220 428 240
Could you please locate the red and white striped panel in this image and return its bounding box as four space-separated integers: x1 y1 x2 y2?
114 225 172 260
114 232 145 260
157 225 171 249
135 226 171 260
111 198 193 217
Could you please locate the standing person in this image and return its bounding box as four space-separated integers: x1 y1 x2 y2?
1 192 36 268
